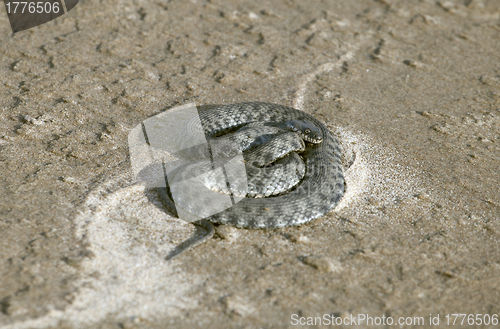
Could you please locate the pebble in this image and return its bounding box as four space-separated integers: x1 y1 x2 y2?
215 225 240 242
302 256 342 273
222 295 255 316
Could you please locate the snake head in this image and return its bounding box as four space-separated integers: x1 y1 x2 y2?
285 120 323 144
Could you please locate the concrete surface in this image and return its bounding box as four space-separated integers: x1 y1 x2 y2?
0 0 499 328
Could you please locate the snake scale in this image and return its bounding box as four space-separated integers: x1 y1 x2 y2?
159 102 344 258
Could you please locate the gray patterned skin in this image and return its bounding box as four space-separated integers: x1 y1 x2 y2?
212 124 286 153
167 151 306 199
167 123 310 198
281 120 323 144
243 152 306 198
243 131 305 167
194 102 344 229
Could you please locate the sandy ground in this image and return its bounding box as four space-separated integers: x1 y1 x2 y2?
1 0 499 328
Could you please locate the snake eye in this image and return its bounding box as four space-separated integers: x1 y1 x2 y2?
305 128 311 134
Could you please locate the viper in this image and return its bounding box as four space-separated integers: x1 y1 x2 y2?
159 102 344 259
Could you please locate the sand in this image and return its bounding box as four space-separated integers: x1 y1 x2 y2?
1 0 499 328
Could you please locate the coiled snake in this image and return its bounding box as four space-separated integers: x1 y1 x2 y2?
159 102 344 259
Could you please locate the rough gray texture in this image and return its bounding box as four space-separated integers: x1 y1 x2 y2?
1 0 500 328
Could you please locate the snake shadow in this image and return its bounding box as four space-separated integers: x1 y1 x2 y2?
144 186 215 260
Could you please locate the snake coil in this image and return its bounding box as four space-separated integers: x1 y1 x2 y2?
160 102 344 230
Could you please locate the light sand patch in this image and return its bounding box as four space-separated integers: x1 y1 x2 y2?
4 176 201 329
293 51 356 111
333 126 424 219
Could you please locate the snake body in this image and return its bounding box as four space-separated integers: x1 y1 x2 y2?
160 102 344 231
